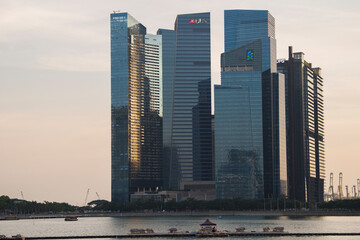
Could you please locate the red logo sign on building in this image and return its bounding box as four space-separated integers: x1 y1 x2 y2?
189 18 195 24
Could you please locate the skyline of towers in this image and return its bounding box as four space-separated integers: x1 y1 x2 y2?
111 10 325 203
111 12 213 203
215 10 287 200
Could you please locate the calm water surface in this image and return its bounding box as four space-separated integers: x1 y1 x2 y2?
1 216 360 240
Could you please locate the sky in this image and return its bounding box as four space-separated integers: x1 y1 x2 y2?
1 0 360 205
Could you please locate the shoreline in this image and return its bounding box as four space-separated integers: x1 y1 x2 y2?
2 210 360 220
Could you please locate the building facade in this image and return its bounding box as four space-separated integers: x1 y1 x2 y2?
278 47 325 202
156 29 177 189
111 12 163 203
215 10 287 200
168 13 213 188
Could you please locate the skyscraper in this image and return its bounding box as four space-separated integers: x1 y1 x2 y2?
111 12 163 203
157 28 177 189
278 47 325 202
215 10 287 200
166 13 213 188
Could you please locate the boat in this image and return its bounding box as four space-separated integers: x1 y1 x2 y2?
64 216 78 221
263 227 270 232
273 227 285 232
0 235 25 240
236 227 246 232
168 228 178 233
130 229 146 234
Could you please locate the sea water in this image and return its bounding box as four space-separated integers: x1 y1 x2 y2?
1 215 360 240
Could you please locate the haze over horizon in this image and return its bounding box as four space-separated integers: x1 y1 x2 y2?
1 0 359 205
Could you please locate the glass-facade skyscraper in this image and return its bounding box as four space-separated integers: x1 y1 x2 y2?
215 10 287 200
157 29 177 189
278 47 325 202
168 13 213 187
111 12 163 203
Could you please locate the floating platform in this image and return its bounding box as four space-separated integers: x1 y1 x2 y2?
20 232 360 239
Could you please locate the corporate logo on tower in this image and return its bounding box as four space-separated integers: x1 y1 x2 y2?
246 50 254 61
189 18 208 24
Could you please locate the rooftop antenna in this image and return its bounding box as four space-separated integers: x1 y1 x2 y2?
357 179 360 198
345 185 349 199
21 191 24 200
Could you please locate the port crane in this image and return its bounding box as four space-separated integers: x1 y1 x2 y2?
338 172 343 199
84 188 90 206
328 173 335 201
352 185 357 199
345 185 349 199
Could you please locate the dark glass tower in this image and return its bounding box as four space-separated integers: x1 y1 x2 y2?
111 12 163 203
168 13 213 187
157 29 177 189
278 47 325 202
215 10 287 200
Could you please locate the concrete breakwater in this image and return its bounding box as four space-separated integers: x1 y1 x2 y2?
22 232 360 239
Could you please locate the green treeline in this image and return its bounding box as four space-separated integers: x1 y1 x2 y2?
318 199 360 210
1 195 360 214
0 195 76 214
90 198 303 212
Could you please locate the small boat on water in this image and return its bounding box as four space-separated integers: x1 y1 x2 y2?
168 228 178 233
273 227 285 232
129 228 154 234
236 227 246 232
64 216 78 221
0 234 25 240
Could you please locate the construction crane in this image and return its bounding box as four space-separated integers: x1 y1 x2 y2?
338 172 343 199
328 173 334 201
84 188 90 206
96 192 101 200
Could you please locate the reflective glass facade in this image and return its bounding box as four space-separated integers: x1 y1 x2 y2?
215 71 264 199
278 47 325 202
215 10 287 200
157 29 177 189
111 12 163 203
170 13 212 186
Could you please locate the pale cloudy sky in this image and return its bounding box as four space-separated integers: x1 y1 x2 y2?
1 0 359 205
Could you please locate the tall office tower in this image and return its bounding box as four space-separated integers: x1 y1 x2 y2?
278 47 325 202
157 29 177 189
215 10 287 200
166 13 212 188
111 12 163 203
